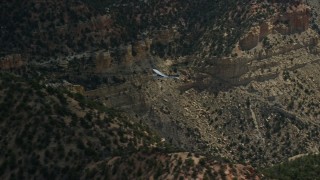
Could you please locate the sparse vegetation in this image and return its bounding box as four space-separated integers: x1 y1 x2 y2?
262 154 320 180
1 0 320 179
0 72 261 179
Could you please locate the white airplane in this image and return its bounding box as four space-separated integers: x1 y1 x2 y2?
152 69 179 79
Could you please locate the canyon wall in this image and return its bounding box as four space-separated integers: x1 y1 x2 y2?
93 38 152 73
0 54 25 70
204 31 319 87
240 3 311 50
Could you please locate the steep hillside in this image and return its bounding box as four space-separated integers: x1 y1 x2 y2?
0 72 163 179
262 153 320 179
0 72 260 179
1 0 320 178
87 53 320 167
0 0 273 59
0 0 115 57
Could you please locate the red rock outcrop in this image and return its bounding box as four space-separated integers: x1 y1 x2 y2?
283 3 310 34
94 38 152 73
239 26 261 51
239 2 310 50
95 51 113 73
132 39 152 60
0 54 25 70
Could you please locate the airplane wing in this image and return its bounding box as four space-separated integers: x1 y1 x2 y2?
152 69 168 77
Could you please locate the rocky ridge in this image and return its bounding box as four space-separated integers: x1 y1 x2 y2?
75 0 320 167
0 72 261 179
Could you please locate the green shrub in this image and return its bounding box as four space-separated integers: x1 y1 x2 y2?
185 158 194 167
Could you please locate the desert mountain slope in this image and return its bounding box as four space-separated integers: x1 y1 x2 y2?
0 72 163 179
87 50 320 167
0 73 260 179
0 0 274 58
0 0 320 177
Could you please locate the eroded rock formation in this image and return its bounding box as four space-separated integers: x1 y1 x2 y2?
240 3 311 50
0 54 25 70
95 51 113 73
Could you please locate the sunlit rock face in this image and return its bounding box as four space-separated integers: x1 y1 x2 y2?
240 2 310 51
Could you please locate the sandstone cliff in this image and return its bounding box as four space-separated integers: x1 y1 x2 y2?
240 2 311 50
0 54 25 70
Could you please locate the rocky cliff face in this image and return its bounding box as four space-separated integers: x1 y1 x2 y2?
95 51 113 73
207 28 319 84
284 3 310 33
240 2 311 50
93 39 151 74
0 54 25 70
0 0 275 59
